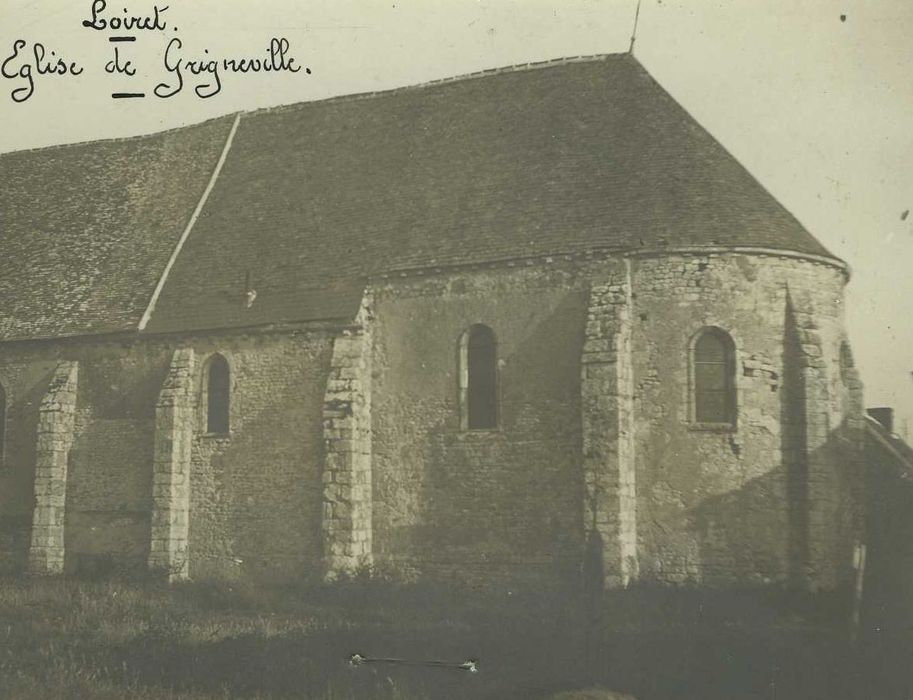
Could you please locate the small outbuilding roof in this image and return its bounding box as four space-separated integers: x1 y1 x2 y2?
0 53 840 341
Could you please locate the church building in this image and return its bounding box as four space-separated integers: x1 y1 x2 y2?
0 53 865 589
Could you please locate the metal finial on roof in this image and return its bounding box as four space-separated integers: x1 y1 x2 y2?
629 0 643 54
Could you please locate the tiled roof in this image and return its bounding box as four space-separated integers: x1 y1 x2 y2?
0 54 840 340
0 116 235 341
866 416 913 477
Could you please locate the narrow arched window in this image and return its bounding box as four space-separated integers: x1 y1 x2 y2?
205 355 230 434
460 325 498 430
0 382 6 460
692 329 736 425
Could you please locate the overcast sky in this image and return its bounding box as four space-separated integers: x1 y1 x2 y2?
2 0 912 433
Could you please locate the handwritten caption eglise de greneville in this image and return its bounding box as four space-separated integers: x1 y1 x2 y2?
1 1 309 103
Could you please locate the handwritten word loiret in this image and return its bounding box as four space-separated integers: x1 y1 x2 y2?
82 1 169 32
155 37 306 99
1 40 83 102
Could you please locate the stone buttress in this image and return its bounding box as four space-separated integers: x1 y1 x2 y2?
148 348 195 580
581 263 638 588
28 361 79 575
784 288 865 590
322 293 374 578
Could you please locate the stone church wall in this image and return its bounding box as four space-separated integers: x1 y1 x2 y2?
0 341 172 575
629 253 863 589
184 331 333 583
0 251 864 590
0 330 334 582
370 263 592 585
0 352 59 572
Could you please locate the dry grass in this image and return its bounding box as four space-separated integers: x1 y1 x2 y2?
0 576 893 699
0 575 586 699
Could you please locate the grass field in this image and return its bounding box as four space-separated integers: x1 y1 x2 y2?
0 575 904 699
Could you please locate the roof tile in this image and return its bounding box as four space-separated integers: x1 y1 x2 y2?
0 55 838 340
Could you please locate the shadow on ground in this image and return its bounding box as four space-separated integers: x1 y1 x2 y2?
1 576 908 699
112 582 883 699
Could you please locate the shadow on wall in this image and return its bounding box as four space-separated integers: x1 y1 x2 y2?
686 294 860 590
61 353 173 579
63 419 156 577
0 373 47 574
386 290 587 586
782 294 810 589
690 418 860 589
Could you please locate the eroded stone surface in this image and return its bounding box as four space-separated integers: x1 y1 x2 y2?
0 252 865 591
27 361 78 575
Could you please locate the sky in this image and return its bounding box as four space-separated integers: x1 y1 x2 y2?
2 0 912 433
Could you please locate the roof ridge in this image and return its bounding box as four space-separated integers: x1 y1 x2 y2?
0 53 628 157
249 52 626 118
0 112 237 158
2 51 842 341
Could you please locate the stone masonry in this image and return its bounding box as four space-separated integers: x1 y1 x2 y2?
0 252 866 591
322 294 374 579
786 289 865 590
28 361 78 575
0 54 871 592
148 349 195 581
581 262 638 588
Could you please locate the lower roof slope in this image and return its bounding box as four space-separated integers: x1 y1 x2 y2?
1 54 840 340
0 116 234 341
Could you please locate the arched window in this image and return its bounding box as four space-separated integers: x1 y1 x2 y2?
692 328 736 425
0 382 6 460
204 354 230 434
460 324 498 430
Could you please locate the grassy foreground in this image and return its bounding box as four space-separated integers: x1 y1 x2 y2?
0 575 905 699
